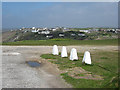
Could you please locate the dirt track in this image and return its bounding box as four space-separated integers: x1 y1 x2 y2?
2 45 118 88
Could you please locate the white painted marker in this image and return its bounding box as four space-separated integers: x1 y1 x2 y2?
82 51 91 64
52 45 59 55
61 46 67 57
70 48 78 61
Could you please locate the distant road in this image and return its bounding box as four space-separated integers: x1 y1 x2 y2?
2 46 118 88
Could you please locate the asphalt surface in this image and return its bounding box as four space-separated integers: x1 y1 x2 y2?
2 46 118 88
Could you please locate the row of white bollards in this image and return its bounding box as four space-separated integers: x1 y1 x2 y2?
52 45 91 65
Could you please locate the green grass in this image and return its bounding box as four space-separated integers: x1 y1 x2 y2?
2 38 118 46
61 73 103 88
40 51 118 88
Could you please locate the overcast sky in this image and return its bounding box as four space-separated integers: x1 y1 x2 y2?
2 2 118 29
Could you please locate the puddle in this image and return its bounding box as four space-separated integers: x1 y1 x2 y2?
27 61 41 67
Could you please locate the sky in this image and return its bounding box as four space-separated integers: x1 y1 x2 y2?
2 2 118 29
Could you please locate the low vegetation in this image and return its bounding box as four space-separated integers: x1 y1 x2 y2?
40 51 118 88
2 38 118 46
2 28 118 43
2 31 17 42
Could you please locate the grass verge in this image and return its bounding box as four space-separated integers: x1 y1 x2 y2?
40 51 118 88
2 38 118 46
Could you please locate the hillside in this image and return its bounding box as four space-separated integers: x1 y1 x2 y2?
2 31 17 42
17 30 118 41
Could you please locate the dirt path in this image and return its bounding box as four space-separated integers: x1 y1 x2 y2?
2 45 118 88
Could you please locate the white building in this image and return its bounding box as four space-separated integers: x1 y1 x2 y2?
78 34 85 36
52 28 57 31
43 27 48 30
59 34 64 37
38 30 50 34
31 29 38 33
79 30 90 33
46 34 53 38
32 27 35 29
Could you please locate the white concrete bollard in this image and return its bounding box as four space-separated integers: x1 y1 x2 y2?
52 45 59 55
61 46 68 57
70 48 78 61
82 51 91 64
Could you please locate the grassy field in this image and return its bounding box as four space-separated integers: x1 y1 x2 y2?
40 50 118 88
2 38 118 46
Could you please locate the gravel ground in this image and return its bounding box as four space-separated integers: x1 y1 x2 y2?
2 45 118 88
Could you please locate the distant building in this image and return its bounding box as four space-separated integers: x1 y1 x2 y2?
52 28 57 31
38 30 50 34
43 27 48 30
78 34 85 36
31 29 38 33
59 33 64 37
46 34 53 38
79 30 90 33
32 27 35 29
116 29 120 32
